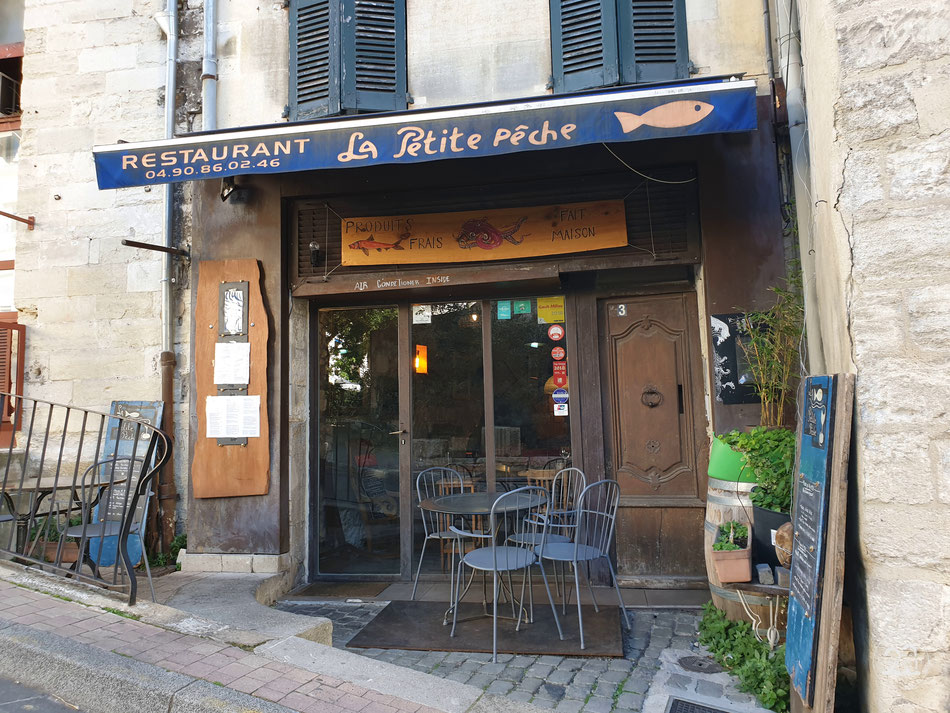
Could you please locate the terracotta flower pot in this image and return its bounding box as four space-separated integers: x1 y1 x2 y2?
711 542 752 583
41 541 80 564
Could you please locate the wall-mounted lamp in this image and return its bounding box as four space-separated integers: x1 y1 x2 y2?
309 241 321 268
414 345 428 374
220 176 250 204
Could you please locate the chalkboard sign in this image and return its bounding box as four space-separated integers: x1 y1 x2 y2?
785 374 852 710
89 401 163 568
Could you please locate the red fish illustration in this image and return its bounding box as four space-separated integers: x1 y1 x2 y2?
456 216 528 250
614 100 714 133
348 232 409 255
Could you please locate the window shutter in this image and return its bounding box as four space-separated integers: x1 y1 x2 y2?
340 0 407 113
550 0 620 93
290 0 341 120
618 0 688 83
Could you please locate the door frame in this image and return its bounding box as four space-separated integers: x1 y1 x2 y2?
308 293 567 582
593 287 710 588
306 280 708 584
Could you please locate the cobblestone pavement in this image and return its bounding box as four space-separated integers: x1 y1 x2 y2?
278 601 712 713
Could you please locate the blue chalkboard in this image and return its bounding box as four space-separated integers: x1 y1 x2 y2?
785 376 836 705
88 401 164 568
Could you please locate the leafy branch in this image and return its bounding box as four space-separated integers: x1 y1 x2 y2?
737 267 804 429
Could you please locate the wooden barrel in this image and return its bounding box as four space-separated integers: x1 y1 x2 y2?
704 477 786 637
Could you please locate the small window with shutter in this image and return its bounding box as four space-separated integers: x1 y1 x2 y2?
551 0 688 93
290 0 406 121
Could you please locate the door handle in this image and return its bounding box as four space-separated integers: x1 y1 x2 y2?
641 385 664 408
389 429 407 435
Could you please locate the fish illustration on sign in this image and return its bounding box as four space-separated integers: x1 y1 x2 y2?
614 100 714 133
456 216 528 250
348 232 409 255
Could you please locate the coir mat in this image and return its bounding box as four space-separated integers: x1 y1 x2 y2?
346 600 624 657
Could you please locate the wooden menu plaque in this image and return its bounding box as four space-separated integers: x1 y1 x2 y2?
192 259 270 498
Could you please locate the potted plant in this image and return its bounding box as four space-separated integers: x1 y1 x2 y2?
722 427 796 568
711 521 751 583
733 268 803 567
30 515 81 564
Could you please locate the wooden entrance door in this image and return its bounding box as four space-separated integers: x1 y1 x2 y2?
599 293 708 586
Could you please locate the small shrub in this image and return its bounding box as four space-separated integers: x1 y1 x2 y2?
721 427 795 514
148 532 187 568
713 521 748 551
698 602 789 712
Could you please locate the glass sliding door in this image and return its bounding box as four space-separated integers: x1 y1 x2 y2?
410 301 485 576
311 295 575 582
317 307 401 574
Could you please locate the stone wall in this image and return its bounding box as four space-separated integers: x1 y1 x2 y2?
407 0 772 109
16 0 194 527
799 0 950 710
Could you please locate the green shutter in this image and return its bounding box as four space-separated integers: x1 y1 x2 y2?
618 0 688 83
290 0 340 120
340 0 407 113
290 0 405 120
550 0 620 93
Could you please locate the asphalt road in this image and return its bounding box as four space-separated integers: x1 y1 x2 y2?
0 677 82 712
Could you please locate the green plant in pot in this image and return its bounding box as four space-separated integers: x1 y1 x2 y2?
29 515 83 564
710 520 751 583
734 267 803 566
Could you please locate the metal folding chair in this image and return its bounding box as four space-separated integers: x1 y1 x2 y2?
449 486 563 662
65 456 157 602
535 479 630 649
411 467 465 600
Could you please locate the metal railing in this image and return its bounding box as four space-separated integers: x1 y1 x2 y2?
0 71 21 116
0 393 171 604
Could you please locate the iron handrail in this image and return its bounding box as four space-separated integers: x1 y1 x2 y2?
0 393 171 604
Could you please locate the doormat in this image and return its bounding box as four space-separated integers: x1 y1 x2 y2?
291 581 390 598
346 600 624 657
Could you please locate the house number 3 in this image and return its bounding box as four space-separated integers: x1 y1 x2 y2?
617 304 626 316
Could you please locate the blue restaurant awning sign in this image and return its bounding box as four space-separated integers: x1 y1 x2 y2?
93 78 756 190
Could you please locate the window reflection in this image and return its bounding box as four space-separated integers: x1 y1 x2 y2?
318 307 400 574
491 297 571 489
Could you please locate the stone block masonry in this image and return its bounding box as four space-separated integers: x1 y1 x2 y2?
15 0 196 530
799 0 950 710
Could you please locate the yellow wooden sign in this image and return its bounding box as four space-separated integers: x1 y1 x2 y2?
341 200 627 266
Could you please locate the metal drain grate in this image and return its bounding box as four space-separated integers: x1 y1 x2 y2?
665 698 732 713
678 655 724 674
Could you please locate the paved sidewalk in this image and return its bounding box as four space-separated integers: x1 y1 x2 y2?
0 577 445 713
0 566 775 713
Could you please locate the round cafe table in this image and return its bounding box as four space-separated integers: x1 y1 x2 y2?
418 490 545 517
418 490 546 625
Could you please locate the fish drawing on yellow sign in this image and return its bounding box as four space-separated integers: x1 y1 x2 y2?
614 100 714 133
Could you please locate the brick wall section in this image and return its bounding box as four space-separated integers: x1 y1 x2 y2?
800 0 950 710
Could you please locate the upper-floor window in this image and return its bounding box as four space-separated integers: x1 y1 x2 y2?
289 0 407 121
0 43 23 131
550 0 689 93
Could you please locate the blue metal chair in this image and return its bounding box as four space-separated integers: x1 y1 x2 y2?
449 486 563 662
411 467 466 601
535 479 630 649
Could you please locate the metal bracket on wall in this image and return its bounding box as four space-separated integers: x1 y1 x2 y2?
0 209 35 230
